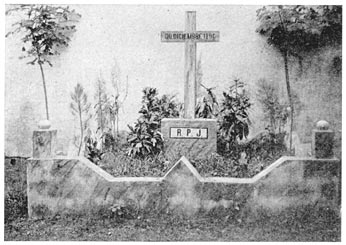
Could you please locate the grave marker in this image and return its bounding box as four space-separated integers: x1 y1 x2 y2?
161 11 219 160
161 11 219 118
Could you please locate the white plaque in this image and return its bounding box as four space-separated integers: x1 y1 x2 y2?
170 127 208 139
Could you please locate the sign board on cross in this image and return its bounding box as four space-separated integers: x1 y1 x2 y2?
161 31 220 42
161 11 220 119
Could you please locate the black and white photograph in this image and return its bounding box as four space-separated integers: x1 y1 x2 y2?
3 1 342 241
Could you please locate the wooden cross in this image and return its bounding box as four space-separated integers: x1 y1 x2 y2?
161 11 220 119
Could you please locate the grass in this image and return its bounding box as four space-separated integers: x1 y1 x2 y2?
4 157 341 241
99 151 175 177
96 131 288 178
5 210 341 241
98 149 287 178
5 157 28 224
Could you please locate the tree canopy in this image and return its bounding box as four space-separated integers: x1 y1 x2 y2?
6 4 81 67
6 4 81 121
256 5 342 57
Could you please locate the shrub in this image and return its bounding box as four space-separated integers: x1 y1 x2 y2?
156 94 181 123
127 119 164 158
127 87 181 158
218 79 252 153
84 133 103 164
102 131 116 152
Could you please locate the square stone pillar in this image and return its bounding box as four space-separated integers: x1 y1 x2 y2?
311 129 334 159
311 120 335 160
33 129 57 158
161 118 217 161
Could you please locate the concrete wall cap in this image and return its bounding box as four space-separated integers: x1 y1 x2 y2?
161 118 217 122
33 128 57 132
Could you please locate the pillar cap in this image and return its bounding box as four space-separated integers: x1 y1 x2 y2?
38 120 51 130
316 120 330 130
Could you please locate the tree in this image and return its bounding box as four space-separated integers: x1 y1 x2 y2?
94 73 109 136
109 61 128 137
70 83 91 156
6 5 81 121
256 5 341 153
256 78 288 133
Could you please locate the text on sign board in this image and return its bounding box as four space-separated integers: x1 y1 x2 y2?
170 127 208 139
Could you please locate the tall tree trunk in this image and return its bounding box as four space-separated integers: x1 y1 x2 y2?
78 103 83 156
116 110 119 137
38 62 49 120
98 80 104 135
298 56 303 76
283 50 294 154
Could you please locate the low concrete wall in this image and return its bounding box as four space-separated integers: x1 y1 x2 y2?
27 155 341 218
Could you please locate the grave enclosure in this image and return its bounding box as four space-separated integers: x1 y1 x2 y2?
27 122 340 218
26 11 340 219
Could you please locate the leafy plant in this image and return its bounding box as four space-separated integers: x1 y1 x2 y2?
218 79 252 151
196 84 219 119
101 130 117 153
127 87 181 158
138 87 160 125
84 133 103 164
127 119 163 158
70 83 91 156
6 5 81 120
156 94 181 123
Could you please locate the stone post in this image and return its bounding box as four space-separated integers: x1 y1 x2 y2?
32 120 57 158
311 120 334 159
